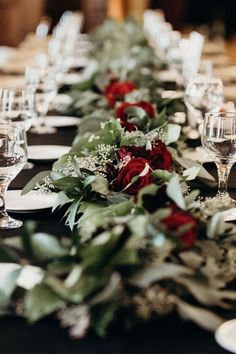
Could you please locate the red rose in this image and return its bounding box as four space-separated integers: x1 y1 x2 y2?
148 140 172 170
163 205 198 247
115 158 151 195
104 81 137 107
136 101 155 118
117 140 172 171
116 101 155 131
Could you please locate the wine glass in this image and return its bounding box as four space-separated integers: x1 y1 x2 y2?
0 121 27 229
185 75 224 139
0 87 36 169
202 111 236 206
0 87 36 132
26 65 58 134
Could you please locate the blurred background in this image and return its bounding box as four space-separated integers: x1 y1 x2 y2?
1 0 236 46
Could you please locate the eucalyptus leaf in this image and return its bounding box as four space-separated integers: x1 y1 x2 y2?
166 176 185 209
25 283 64 323
175 156 215 183
174 297 223 332
207 212 226 239
0 266 21 307
90 273 121 306
164 124 181 145
129 263 193 287
175 277 236 308
91 175 109 196
21 171 51 195
151 169 174 182
183 167 201 181
150 107 167 129
31 233 68 261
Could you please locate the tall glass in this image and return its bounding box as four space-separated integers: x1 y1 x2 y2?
25 65 58 134
0 122 27 229
0 87 36 131
0 87 36 170
185 75 224 139
202 112 236 205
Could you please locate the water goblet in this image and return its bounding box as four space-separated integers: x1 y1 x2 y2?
202 111 236 206
0 121 27 229
185 75 224 139
0 87 36 169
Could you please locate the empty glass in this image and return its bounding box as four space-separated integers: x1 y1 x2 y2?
0 122 27 229
202 111 236 205
185 75 224 139
0 87 36 169
0 87 36 132
25 65 58 134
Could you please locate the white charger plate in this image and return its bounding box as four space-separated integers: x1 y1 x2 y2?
215 319 236 353
44 116 79 128
28 145 71 161
182 147 213 164
6 190 57 213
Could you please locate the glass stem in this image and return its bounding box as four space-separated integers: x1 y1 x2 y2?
0 180 9 217
215 162 232 196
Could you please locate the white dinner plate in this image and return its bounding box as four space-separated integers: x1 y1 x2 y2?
161 90 184 99
182 147 213 164
43 116 79 128
62 73 85 85
215 319 236 353
53 94 73 106
158 70 178 82
6 190 57 213
222 208 236 222
71 56 90 67
28 145 71 161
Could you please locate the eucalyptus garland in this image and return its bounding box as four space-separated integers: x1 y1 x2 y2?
0 18 236 339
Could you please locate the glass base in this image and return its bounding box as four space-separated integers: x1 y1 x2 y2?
0 212 23 229
30 125 57 135
23 161 34 170
202 193 236 214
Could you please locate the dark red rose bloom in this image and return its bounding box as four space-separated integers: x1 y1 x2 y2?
115 157 151 195
148 140 172 171
115 100 155 131
117 140 172 171
104 81 137 107
162 205 198 247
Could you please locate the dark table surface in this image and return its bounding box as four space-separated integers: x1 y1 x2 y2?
0 123 234 354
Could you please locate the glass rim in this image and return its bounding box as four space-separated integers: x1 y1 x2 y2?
188 74 223 83
205 111 236 118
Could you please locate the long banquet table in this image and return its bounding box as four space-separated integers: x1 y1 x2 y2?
0 117 234 354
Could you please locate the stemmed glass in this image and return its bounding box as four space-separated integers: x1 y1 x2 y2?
0 87 36 169
202 111 236 206
25 65 58 134
0 87 36 132
185 75 224 139
0 121 27 229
